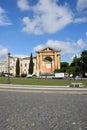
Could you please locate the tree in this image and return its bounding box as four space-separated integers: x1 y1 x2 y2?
54 50 87 78
69 56 81 77
16 58 20 77
29 53 33 74
70 56 81 67
54 62 69 73
61 62 69 72
80 50 87 77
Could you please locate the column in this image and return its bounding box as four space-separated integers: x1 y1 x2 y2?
40 53 42 71
57 54 60 69
54 52 57 69
36 53 39 76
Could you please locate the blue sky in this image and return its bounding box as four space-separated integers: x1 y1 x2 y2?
0 0 87 62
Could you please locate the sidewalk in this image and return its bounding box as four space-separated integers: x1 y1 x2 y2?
0 84 69 88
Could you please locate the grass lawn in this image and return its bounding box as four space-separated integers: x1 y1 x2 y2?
0 77 87 86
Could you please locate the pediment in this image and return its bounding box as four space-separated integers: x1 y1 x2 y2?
40 47 55 53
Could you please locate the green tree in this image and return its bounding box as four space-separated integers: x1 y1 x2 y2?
29 53 33 74
81 50 87 77
16 58 20 77
69 56 81 77
61 62 69 72
54 62 69 73
70 56 81 67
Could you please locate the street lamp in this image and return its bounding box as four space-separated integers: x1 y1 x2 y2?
8 52 11 84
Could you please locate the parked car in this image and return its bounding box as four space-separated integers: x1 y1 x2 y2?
2 73 13 77
26 74 32 78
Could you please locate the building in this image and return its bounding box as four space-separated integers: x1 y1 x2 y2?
0 47 61 76
36 47 61 76
20 56 36 76
9 56 18 76
0 62 7 75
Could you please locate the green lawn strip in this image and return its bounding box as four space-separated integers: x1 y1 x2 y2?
0 77 8 84
11 78 70 86
0 77 87 86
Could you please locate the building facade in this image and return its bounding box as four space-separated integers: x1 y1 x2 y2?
20 57 36 76
0 47 61 76
0 62 7 75
36 47 61 76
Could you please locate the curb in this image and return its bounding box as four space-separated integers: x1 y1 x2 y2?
0 84 69 88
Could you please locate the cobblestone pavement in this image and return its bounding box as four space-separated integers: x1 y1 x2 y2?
0 90 87 130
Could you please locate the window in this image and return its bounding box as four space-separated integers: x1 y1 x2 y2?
25 64 27 67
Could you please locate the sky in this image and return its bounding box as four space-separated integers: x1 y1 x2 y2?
0 0 87 62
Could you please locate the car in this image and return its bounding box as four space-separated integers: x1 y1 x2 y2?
2 73 13 77
26 74 32 78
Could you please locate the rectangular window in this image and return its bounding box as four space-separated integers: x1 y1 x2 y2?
46 64 51 68
25 64 27 67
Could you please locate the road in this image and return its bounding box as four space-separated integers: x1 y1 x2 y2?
0 85 87 130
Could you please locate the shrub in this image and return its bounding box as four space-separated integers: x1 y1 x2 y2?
21 73 27 77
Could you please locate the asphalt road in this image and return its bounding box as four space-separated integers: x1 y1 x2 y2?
0 86 87 130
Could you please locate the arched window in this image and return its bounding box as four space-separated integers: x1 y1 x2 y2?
44 56 52 62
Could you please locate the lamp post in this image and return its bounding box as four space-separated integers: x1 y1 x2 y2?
8 52 10 84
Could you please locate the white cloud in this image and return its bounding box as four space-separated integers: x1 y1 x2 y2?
18 0 87 34
77 0 87 11
34 39 73 55
74 17 87 23
75 0 87 24
0 45 8 61
21 0 73 34
76 39 86 48
86 32 87 36
33 39 87 61
17 0 30 11
0 7 12 26
34 44 45 52
45 40 75 55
